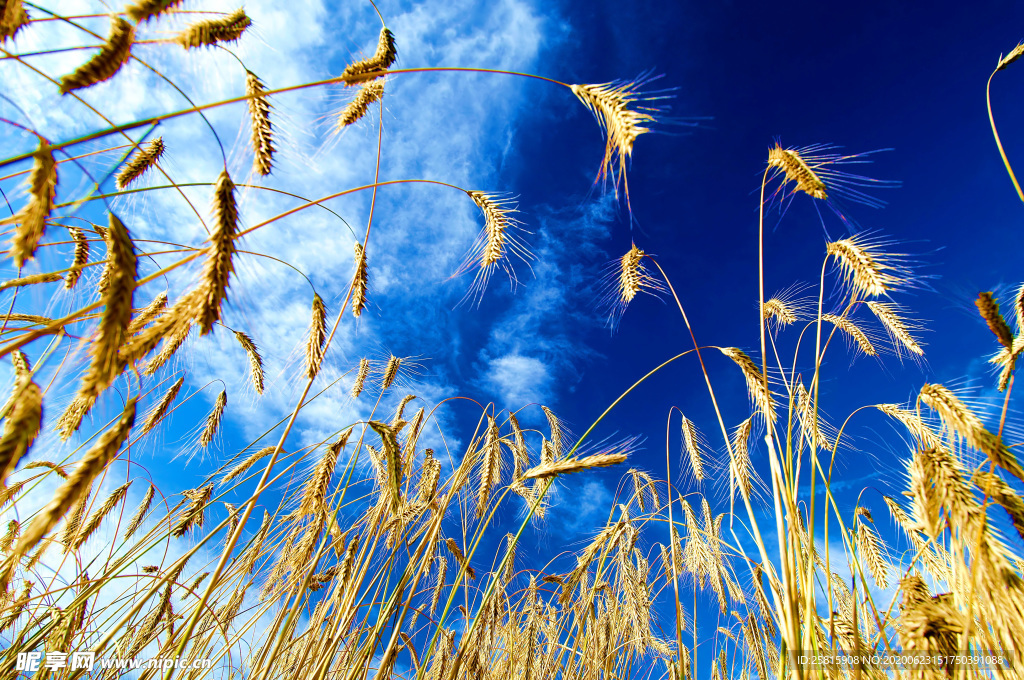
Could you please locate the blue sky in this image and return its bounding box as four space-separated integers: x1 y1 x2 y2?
3 0 1024 669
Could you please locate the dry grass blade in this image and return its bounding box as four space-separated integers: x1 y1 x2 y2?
141 376 184 434
767 145 828 199
341 27 397 85
246 71 274 176
197 170 239 334
352 242 368 317
116 137 165 189
0 271 63 291
522 452 627 480
866 301 923 357
7 398 135 564
64 226 89 290
78 213 136 400
570 78 657 205
4 140 56 268
823 313 876 356
338 80 384 128
126 0 185 23
199 390 227 448
177 8 251 49
306 293 327 380
719 347 775 422
0 0 29 41
352 357 370 398
976 291 1014 349
0 375 42 485
234 331 264 394
59 16 134 94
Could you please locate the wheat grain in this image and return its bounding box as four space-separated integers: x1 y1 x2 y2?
197 170 238 334
338 80 384 128
199 390 226 448
124 484 154 540
234 331 264 394
341 27 397 84
246 71 274 176
306 293 327 379
59 16 134 94
4 140 56 268
142 376 184 434
116 137 165 190
352 242 368 317
177 8 251 48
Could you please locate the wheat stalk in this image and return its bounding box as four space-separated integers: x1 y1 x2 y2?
141 377 184 434
116 138 165 189
59 16 134 94
199 390 227 448
341 27 397 85
4 140 56 268
246 71 274 176
78 213 136 400
197 170 238 334
176 8 251 49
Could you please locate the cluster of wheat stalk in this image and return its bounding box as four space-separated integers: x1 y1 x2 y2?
0 3 1023 680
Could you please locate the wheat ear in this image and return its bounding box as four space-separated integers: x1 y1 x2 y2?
0 375 42 485
0 272 63 291
306 293 327 380
341 27 397 85
522 452 627 480
826 237 898 298
72 481 130 550
822 313 876 356
78 213 136 400
352 358 370 398
127 292 169 335
64 226 88 290
680 415 705 481
199 391 227 448
176 8 251 49
865 301 924 357
116 137 164 189
9 398 135 563
767 145 828 199
381 354 401 391
352 242 368 317
299 435 344 516
998 42 1024 70
197 170 238 334
719 347 775 422
0 0 28 41
59 16 134 94
142 376 184 434
56 395 95 441
976 291 1014 349
222 445 278 484
126 0 185 22
4 139 56 268
234 331 264 394
246 71 274 176
123 484 155 540
338 80 384 128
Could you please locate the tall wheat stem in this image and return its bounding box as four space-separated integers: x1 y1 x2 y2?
986 69 1024 202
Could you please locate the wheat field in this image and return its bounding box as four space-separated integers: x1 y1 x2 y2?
0 3 1023 680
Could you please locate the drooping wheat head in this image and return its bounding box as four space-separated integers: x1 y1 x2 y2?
116 137 165 189
125 0 185 23
381 354 401 391
455 191 532 304
0 374 41 485
826 235 904 298
998 41 1024 70
246 71 274 176
352 242 368 317
0 0 28 41
338 80 385 129
352 357 370 398
4 139 56 268
64 226 89 290
680 415 705 481
976 291 1014 349
59 16 134 94
306 293 327 380
767 145 828 200
341 27 397 85
235 331 265 394
822 313 876 357
176 8 252 49
199 390 227 448
197 170 238 334
719 347 775 422
141 376 184 434
865 301 924 357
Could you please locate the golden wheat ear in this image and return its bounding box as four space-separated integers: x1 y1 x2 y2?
126 0 186 23
176 8 251 49
0 0 28 41
337 80 384 130
570 77 660 208
59 16 134 94
998 42 1024 70
341 27 397 85
453 191 533 305
197 170 239 334
246 71 274 176
4 139 56 268
116 137 164 189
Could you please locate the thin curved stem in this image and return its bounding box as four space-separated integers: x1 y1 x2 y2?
986 69 1024 203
